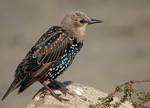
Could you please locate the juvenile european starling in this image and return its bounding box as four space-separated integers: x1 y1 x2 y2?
2 11 103 101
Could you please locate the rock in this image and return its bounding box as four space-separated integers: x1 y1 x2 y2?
27 81 133 108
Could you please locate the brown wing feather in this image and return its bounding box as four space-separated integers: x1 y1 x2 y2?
18 33 70 93
17 26 73 92
2 26 72 99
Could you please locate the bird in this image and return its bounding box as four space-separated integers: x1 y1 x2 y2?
2 11 103 101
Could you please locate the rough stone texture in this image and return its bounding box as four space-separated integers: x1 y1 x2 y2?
27 82 133 108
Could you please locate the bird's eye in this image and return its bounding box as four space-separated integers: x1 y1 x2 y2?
80 20 85 24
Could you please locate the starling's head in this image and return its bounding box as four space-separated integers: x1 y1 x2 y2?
61 11 103 40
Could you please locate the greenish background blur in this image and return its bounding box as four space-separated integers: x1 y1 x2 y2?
0 0 150 108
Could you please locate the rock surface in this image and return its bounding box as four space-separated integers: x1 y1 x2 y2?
27 82 133 108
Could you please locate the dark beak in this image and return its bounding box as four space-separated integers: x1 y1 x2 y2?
88 19 103 24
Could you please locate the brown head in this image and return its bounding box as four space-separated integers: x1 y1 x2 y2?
61 11 103 41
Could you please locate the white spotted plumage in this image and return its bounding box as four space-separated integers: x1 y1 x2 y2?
47 41 82 80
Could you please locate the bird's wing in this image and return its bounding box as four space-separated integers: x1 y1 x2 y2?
16 26 71 79
2 26 72 100
2 26 70 100
14 26 72 91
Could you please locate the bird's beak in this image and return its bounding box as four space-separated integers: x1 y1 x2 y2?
88 19 103 24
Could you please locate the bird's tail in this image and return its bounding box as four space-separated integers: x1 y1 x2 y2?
1 79 20 101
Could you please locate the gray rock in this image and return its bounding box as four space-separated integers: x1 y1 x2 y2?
27 82 133 108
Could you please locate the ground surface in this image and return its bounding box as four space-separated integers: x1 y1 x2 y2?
27 82 132 108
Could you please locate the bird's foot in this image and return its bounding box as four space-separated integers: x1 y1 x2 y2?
32 87 47 99
48 81 87 101
47 80 74 96
49 90 69 101
33 88 69 101
33 81 73 101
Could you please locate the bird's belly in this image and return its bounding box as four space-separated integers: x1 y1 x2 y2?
45 40 83 81
47 53 75 80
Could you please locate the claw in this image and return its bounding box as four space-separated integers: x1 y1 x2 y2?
47 80 74 96
33 81 78 102
50 90 69 102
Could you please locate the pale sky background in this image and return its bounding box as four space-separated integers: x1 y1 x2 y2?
0 0 150 108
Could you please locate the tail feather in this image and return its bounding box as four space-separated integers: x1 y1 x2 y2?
18 78 36 93
1 79 20 101
18 82 34 93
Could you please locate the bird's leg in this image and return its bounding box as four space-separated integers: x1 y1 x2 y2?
40 81 69 101
32 87 47 99
33 81 74 100
48 81 87 101
47 80 74 96
33 80 87 101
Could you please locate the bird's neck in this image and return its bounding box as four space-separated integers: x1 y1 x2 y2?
62 26 86 42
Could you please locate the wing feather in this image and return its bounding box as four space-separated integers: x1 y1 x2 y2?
16 26 71 88
2 26 72 99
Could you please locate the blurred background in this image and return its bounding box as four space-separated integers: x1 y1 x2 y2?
0 0 150 107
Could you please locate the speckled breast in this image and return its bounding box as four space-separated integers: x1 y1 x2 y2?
47 39 83 80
